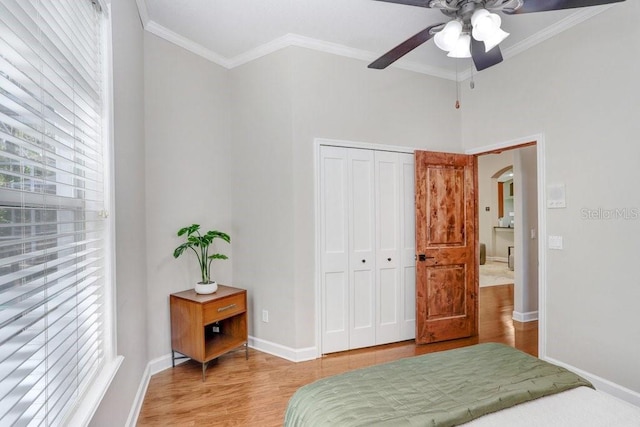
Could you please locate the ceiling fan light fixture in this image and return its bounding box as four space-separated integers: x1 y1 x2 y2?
482 27 509 52
434 19 462 52
368 0 628 73
471 8 509 52
446 34 471 58
470 8 490 30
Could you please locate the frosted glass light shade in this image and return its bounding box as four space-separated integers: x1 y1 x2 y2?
434 20 463 52
471 8 509 52
482 27 509 52
471 8 490 30
447 34 471 58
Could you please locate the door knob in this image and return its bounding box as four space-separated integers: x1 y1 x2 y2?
387 258 391 262
417 254 435 262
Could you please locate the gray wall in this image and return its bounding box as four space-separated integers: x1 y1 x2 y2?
91 0 148 425
144 33 233 360
461 1 640 394
230 49 297 346
513 146 538 318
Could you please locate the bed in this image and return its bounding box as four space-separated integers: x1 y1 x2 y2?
284 343 640 426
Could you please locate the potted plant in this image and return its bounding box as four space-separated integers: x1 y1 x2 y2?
173 224 230 294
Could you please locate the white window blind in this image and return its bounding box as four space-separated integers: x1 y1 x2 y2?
0 0 108 425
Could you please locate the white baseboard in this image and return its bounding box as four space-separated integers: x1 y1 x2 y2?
125 353 188 427
512 310 538 322
544 356 640 408
125 361 150 427
248 336 317 362
487 257 508 263
148 352 189 376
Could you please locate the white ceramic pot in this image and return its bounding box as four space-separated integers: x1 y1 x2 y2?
195 281 218 294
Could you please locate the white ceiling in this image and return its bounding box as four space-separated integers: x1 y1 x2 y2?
135 0 612 80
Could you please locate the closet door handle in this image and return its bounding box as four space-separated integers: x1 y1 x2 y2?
387 258 392 262
362 259 366 263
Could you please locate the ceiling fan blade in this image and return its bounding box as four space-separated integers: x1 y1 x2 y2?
368 23 444 69
373 0 432 7
470 37 503 71
504 0 625 14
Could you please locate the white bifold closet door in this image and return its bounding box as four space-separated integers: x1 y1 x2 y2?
320 145 415 354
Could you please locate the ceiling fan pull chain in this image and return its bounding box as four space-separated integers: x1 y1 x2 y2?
455 60 461 109
470 66 475 89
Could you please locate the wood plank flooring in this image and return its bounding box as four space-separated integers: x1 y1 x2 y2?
137 284 537 426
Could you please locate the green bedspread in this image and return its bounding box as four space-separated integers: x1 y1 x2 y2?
284 343 592 427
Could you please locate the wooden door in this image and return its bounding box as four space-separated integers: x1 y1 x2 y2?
414 151 478 344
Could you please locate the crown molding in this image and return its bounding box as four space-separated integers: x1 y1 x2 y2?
228 33 457 80
502 5 614 63
133 0 613 81
457 4 614 80
144 20 232 67
135 0 149 27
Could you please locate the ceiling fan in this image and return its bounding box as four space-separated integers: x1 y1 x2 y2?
369 0 626 72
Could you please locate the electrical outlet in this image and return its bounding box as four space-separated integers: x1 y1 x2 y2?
262 309 269 323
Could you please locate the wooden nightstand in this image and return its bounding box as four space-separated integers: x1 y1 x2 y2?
169 285 248 380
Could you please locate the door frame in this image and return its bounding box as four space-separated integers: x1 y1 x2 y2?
314 138 417 358
465 133 547 360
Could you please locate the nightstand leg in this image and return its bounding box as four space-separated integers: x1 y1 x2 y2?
202 361 209 382
245 343 249 360
172 350 175 368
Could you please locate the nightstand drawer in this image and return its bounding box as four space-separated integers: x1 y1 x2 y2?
203 292 246 324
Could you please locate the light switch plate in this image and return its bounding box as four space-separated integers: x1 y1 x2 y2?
548 235 563 250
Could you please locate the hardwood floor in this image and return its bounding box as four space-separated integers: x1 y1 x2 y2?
137 284 537 426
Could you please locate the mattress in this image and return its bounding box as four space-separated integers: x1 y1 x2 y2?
465 386 640 426
284 343 594 426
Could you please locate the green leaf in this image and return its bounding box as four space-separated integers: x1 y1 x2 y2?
174 224 230 281
177 224 200 237
173 244 188 258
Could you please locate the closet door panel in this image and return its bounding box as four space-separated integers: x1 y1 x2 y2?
320 146 349 353
375 151 401 345
348 149 376 349
400 154 417 340
323 272 348 349
351 270 374 347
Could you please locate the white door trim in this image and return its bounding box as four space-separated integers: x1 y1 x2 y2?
314 138 417 358
465 133 547 360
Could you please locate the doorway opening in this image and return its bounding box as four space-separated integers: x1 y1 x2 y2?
474 141 540 356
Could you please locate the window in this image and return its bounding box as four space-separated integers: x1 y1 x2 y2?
0 0 114 425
